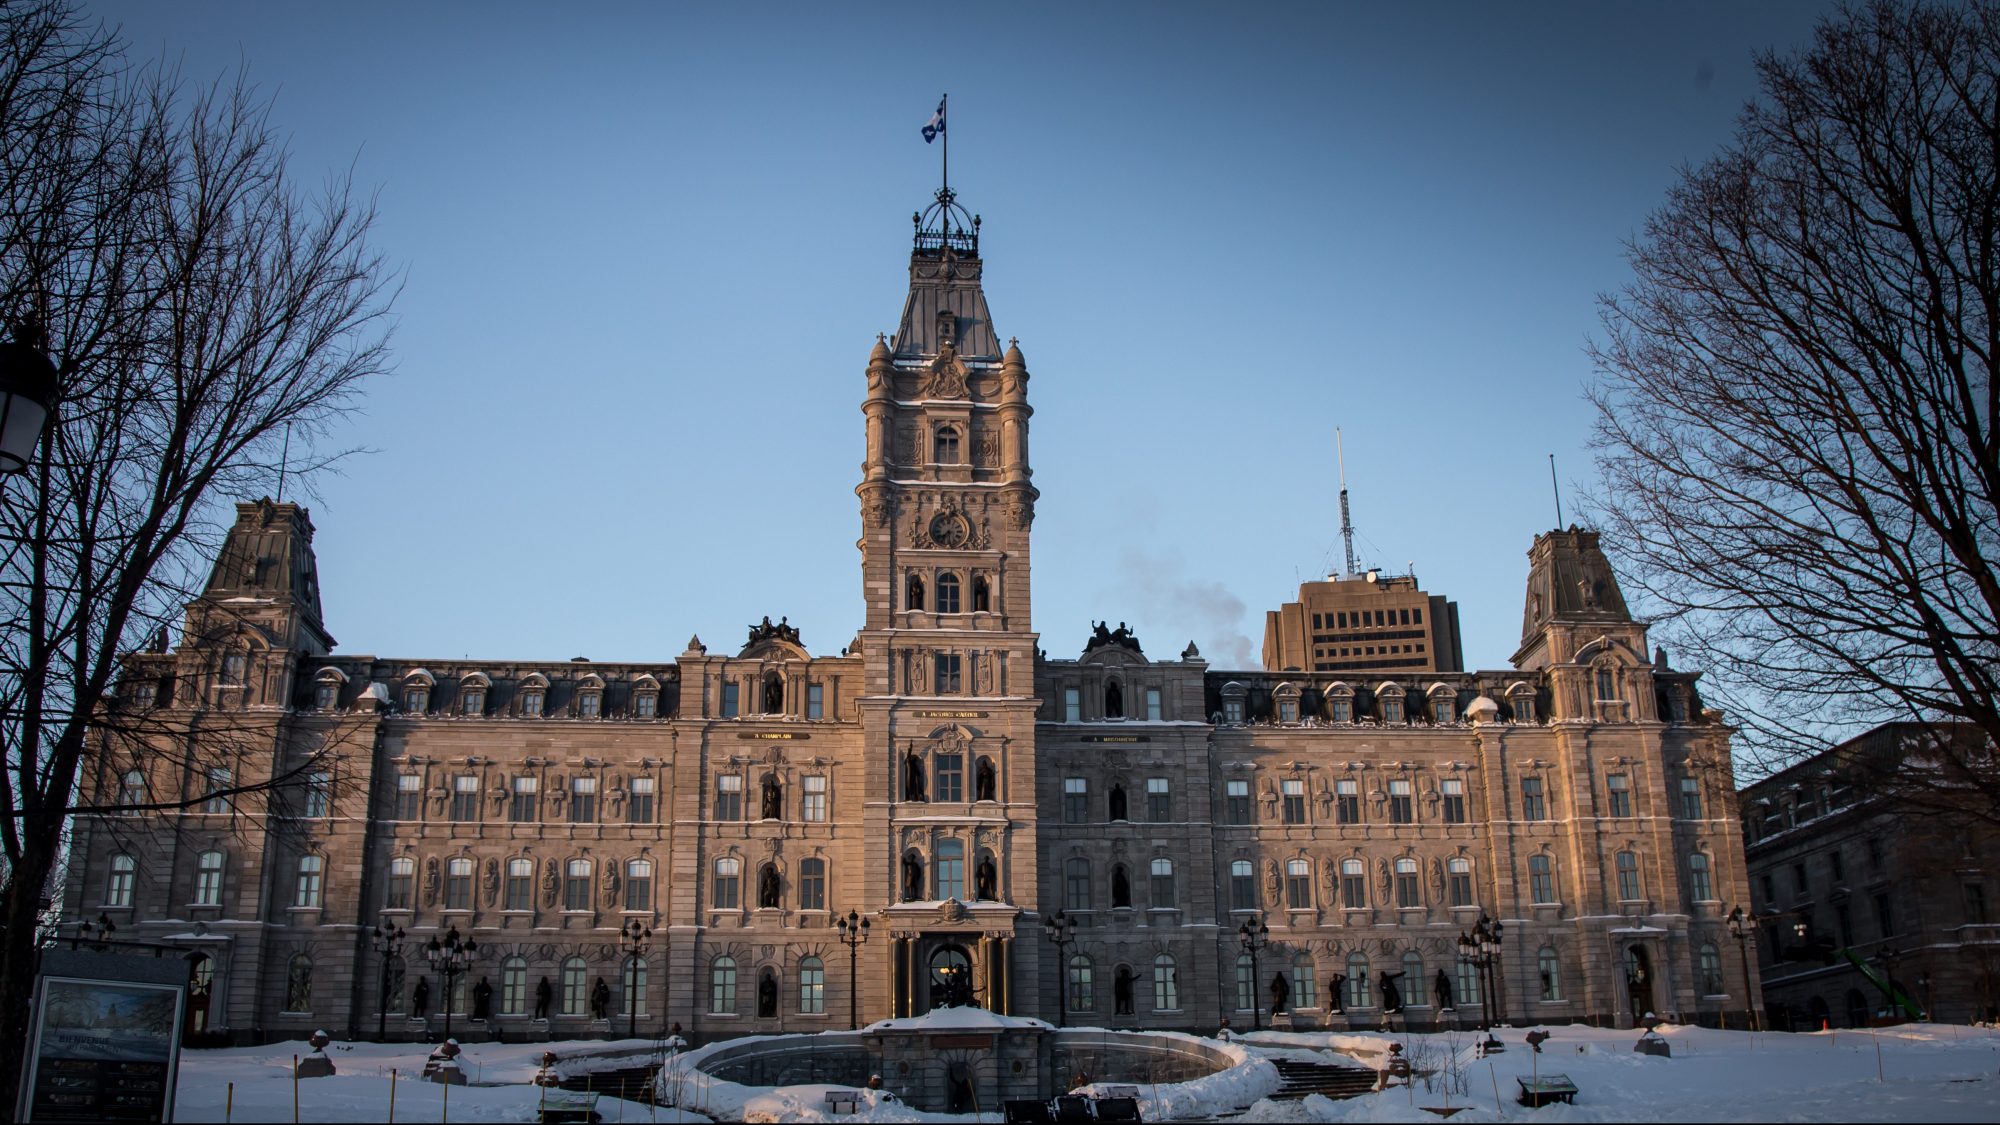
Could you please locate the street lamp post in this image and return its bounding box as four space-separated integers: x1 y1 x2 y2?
1726 906 1758 1031
1237 915 1270 1031
619 920 652 1041
0 321 59 474
835 910 871 1030
423 925 479 1043
371 920 405 1042
1458 914 1504 1049
1043 911 1077 1027
73 912 115 952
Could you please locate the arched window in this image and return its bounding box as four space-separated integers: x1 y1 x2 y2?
622 957 648 1018
906 574 925 611
564 859 591 911
936 573 961 614
314 668 344 711
625 859 653 911
445 857 474 909
1149 857 1176 908
576 674 604 718
1110 864 1131 908
561 957 588 1015
1616 851 1641 900
1528 854 1556 903
107 854 135 907
1688 852 1714 900
710 857 739 909
1394 857 1421 907
1508 684 1536 723
1401 950 1425 1003
935 839 965 900
1340 859 1367 908
1286 858 1313 909
500 957 527 1016
1327 684 1354 724
1345 953 1372 1009
195 850 224 906
1234 953 1256 1011
934 425 961 464
1538 947 1563 1000
1446 857 1473 906
1068 954 1094 1011
402 670 432 714
284 953 312 1012
458 672 488 716
505 858 532 911
1429 685 1456 724
1294 953 1318 1008
518 673 548 717
1152 954 1179 1011
710 955 738 1013
972 575 991 612
1065 857 1092 912
294 855 324 908
799 956 825 1013
1698 943 1724 995
117 769 146 811
1380 688 1406 724
386 856 415 910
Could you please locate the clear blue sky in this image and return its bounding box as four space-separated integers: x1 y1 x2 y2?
90 0 1839 671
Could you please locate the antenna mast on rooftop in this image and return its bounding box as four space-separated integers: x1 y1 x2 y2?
1337 428 1357 578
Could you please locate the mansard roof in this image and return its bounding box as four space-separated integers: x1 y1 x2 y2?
893 247 1000 360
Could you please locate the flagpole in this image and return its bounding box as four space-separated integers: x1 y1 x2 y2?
941 92 949 207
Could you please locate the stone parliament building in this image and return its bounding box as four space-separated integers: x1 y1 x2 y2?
62 189 1759 1045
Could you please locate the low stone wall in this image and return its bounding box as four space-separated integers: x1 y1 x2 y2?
699 1032 874 1089
1051 1030 1234 1089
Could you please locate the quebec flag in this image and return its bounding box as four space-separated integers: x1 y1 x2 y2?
922 98 945 143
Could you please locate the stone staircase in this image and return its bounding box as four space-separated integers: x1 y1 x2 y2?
556 1061 662 1104
1268 1058 1380 1101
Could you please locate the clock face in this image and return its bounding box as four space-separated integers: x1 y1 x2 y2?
930 512 969 548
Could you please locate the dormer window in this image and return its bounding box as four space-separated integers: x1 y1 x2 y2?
934 425 961 464
459 673 488 716
1274 683 1300 724
1378 684 1407 724
313 669 344 711
1594 662 1618 701
632 675 661 719
518 673 548 717
1220 682 1247 725
1327 683 1354 724
575 674 604 718
403 687 428 713
1508 683 1536 723
1428 684 1456 724
131 682 158 709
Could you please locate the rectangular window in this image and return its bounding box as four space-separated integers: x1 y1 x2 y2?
564 861 591 911
807 683 824 719
625 862 653 911
1836 902 1855 947
1760 873 1775 903
1529 855 1555 904
1063 777 1088 823
521 690 544 717
1395 862 1420 908
1145 687 1162 721
1223 698 1244 724
1294 959 1318 1008
295 856 323 908
1830 848 1846 883
1230 860 1256 911
1330 696 1352 723
797 858 826 911
386 859 413 910
304 772 331 818
577 692 600 718
1441 779 1466 824
1146 777 1171 822
1336 779 1360 824
1607 774 1632 818
195 854 224 906
201 768 232 815
1875 892 1895 938
717 775 742 821
1679 777 1704 820
1149 859 1176 908
1064 688 1081 722
1616 853 1641 901
450 775 479 821
1281 779 1307 824
934 654 962 694
721 682 739 718
713 860 740 910
628 776 655 823
934 753 964 803
633 692 657 718
1447 860 1473 906
1225 780 1251 824
1388 779 1413 824
569 777 597 823
505 860 533 911
1521 777 1547 821
1966 884 1989 924
802 775 828 822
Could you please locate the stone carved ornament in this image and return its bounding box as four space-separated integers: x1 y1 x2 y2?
423 858 440 906
541 862 560 908
483 858 500 906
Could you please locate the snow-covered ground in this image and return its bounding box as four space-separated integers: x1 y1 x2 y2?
165 1021 2000 1123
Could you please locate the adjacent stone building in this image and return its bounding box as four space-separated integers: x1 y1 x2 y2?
1740 723 1998 1028
61 189 1758 1045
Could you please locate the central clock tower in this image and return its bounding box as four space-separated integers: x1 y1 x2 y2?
854 188 1043 1017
